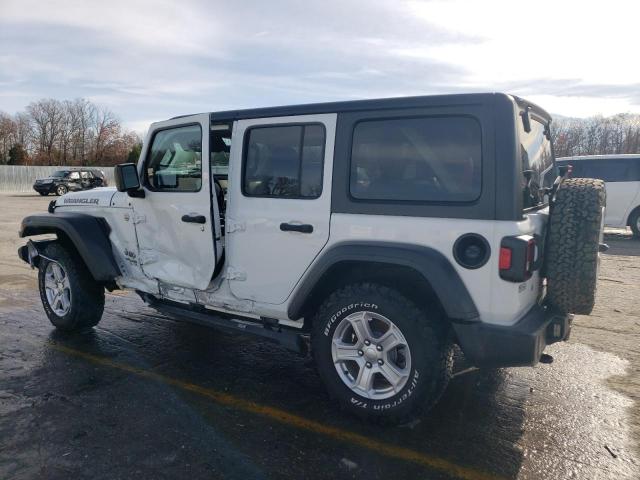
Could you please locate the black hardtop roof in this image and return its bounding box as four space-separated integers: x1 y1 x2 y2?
202 92 551 123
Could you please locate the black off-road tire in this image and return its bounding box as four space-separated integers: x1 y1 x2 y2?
38 242 105 331
55 184 68 196
546 178 606 315
629 209 640 238
312 283 453 423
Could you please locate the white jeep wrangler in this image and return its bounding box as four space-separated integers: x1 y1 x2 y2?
18 94 606 422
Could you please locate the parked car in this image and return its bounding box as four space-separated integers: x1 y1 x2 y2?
33 169 107 196
556 155 640 237
18 93 606 422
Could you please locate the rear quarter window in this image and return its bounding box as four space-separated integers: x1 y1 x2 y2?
349 116 482 203
518 117 555 210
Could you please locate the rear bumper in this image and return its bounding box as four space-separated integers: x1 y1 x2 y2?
452 304 571 368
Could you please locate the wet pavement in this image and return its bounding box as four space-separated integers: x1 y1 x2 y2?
0 194 639 480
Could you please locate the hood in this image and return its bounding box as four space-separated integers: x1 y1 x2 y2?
35 176 60 182
56 187 117 208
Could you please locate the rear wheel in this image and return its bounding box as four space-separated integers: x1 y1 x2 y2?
630 209 640 238
312 283 453 423
545 178 606 314
38 243 104 331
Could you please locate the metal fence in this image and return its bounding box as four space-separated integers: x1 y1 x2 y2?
0 165 115 193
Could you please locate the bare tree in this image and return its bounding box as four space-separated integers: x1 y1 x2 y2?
91 106 119 165
6 98 137 166
27 99 66 165
67 98 95 165
0 112 16 164
552 114 640 157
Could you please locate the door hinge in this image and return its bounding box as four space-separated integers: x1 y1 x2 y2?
138 249 158 265
225 267 246 281
132 212 146 224
226 222 245 234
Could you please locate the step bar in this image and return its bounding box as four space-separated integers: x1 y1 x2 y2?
137 292 308 355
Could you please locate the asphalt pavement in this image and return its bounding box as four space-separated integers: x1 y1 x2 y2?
1 194 638 480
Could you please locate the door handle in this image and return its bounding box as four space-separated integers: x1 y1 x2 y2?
280 223 313 234
181 214 206 224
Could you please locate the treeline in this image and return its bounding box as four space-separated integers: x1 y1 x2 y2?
0 98 142 166
551 113 640 157
3 98 639 165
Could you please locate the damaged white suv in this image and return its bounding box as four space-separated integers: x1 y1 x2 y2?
19 94 606 422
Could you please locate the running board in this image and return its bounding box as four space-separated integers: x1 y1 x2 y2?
138 292 308 355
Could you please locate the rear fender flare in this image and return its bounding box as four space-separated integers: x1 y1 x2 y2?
287 242 480 322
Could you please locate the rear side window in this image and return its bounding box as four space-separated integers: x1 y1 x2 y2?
349 116 482 202
145 124 202 192
566 158 640 182
519 117 554 209
243 124 325 198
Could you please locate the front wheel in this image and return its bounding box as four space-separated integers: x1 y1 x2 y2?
312 283 453 423
38 243 104 331
55 184 68 196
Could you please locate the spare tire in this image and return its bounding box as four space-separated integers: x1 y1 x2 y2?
545 178 606 315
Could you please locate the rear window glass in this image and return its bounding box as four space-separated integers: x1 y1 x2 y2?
559 158 640 182
349 116 482 202
519 117 555 209
243 124 325 198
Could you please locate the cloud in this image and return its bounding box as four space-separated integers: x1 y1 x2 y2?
1 0 639 130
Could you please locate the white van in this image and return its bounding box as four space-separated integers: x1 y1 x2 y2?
557 155 640 237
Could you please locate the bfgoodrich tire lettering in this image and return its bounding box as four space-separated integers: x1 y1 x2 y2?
38 242 105 331
546 178 606 314
312 283 453 423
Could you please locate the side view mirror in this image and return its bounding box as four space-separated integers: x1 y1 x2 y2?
114 163 144 197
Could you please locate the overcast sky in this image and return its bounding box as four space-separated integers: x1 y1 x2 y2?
1 0 639 133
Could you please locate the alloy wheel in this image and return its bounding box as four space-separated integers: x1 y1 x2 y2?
331 311 412 400
44 262 72 316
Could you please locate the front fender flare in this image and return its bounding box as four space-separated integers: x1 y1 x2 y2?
287 242 480 322
19 212 120 282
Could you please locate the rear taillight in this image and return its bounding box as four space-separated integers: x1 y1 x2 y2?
499 235 538 282
499 247 512 270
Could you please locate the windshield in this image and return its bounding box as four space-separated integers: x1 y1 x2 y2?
51 171 67 178
518 115 555 210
